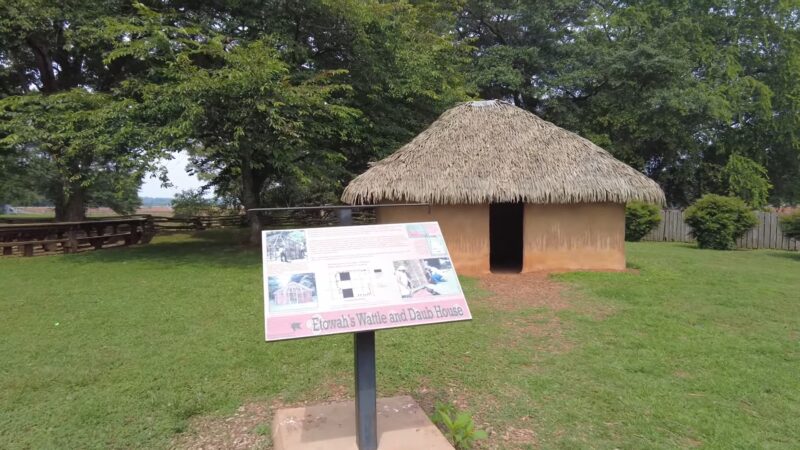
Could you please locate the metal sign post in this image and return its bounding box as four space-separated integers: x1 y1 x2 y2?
354 331 378 450
342 209 378 450
338 208 377 450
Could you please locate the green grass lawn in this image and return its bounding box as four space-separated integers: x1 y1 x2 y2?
1 232 798 449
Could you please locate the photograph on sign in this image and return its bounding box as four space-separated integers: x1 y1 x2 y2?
264 230 308 263
262 222 472 341
267 273 318 312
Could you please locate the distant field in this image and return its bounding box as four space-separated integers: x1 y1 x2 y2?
4 206 174 218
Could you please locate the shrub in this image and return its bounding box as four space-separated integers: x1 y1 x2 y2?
780 211 800 240
684 194 758 250
171 189 214 217
625 201 662 241
721 154 772 209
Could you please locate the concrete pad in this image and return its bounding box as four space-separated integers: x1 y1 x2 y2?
273 395 454 450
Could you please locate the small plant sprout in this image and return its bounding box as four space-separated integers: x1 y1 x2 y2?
431 402 488 450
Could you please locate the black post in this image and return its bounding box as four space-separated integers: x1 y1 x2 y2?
340 208 376 449
354 331 378 450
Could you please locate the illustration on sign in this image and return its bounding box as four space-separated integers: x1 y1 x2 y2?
262 222 472 341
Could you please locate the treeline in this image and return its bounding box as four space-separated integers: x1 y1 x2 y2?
1 1 798 226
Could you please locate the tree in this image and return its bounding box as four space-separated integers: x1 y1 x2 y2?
152 0 470 169
0 1 160 219
0 146 47 205
105 7 362 241
171 189 214 217
720 154 772 209
0 90 154 219
458 0 800 206
109 1 469 243
156 40 360 242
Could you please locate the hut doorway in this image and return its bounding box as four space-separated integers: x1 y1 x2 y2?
490 202 524 272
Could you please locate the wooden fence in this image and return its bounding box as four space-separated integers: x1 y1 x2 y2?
643 209 799 251
149 209 377 232
151 215 246 231
0 208 375 257
255 208 376 229
0 217 156 257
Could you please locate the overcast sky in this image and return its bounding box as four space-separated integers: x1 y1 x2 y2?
138 151 204 198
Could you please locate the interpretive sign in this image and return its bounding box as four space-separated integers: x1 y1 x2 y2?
262 222 472 341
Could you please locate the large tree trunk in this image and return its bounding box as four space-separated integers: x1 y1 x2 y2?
26 37 58 93
241 158 263 245
247 211 263 245
55 187 86 222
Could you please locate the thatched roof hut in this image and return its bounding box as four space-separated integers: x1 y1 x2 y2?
342 100 665 206
343 100 665 275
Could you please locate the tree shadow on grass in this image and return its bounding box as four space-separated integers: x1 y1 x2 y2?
60 229 261 269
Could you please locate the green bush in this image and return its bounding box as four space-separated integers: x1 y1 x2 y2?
625 201 662 241
684 194 758 250
721 154 772 208
780 211 800 240
171 189 215 217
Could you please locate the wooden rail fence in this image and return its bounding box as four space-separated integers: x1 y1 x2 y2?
643 209 799 251
255 208 376 229
0 208 375 257
0 217 156 257
151 214 246 231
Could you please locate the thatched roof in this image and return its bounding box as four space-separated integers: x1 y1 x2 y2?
342 100 665 205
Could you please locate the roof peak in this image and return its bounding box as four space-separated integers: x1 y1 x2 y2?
466 99 509 108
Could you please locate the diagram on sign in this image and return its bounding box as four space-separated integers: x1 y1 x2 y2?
334 269 375 300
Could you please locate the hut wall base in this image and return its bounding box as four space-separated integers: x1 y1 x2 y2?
522 202 625 272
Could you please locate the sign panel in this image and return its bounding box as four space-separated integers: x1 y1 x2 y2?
262 222 472 341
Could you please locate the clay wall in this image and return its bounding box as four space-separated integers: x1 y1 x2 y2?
522 203 626 272
376 205 490 275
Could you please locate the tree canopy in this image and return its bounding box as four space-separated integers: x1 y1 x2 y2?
458 0 800 206
1 0 798 225
0 1 158 219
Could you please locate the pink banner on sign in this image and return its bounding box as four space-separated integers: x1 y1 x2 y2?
263 222 472 341
266 296 471 341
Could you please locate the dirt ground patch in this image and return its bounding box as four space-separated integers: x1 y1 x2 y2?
477 272 578 355
171 400 277 450
477 272 571 312
478 271 616 321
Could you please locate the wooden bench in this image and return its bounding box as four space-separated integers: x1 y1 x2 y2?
0 238 70 256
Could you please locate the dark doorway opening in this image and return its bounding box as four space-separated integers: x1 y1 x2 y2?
490 202 524 273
